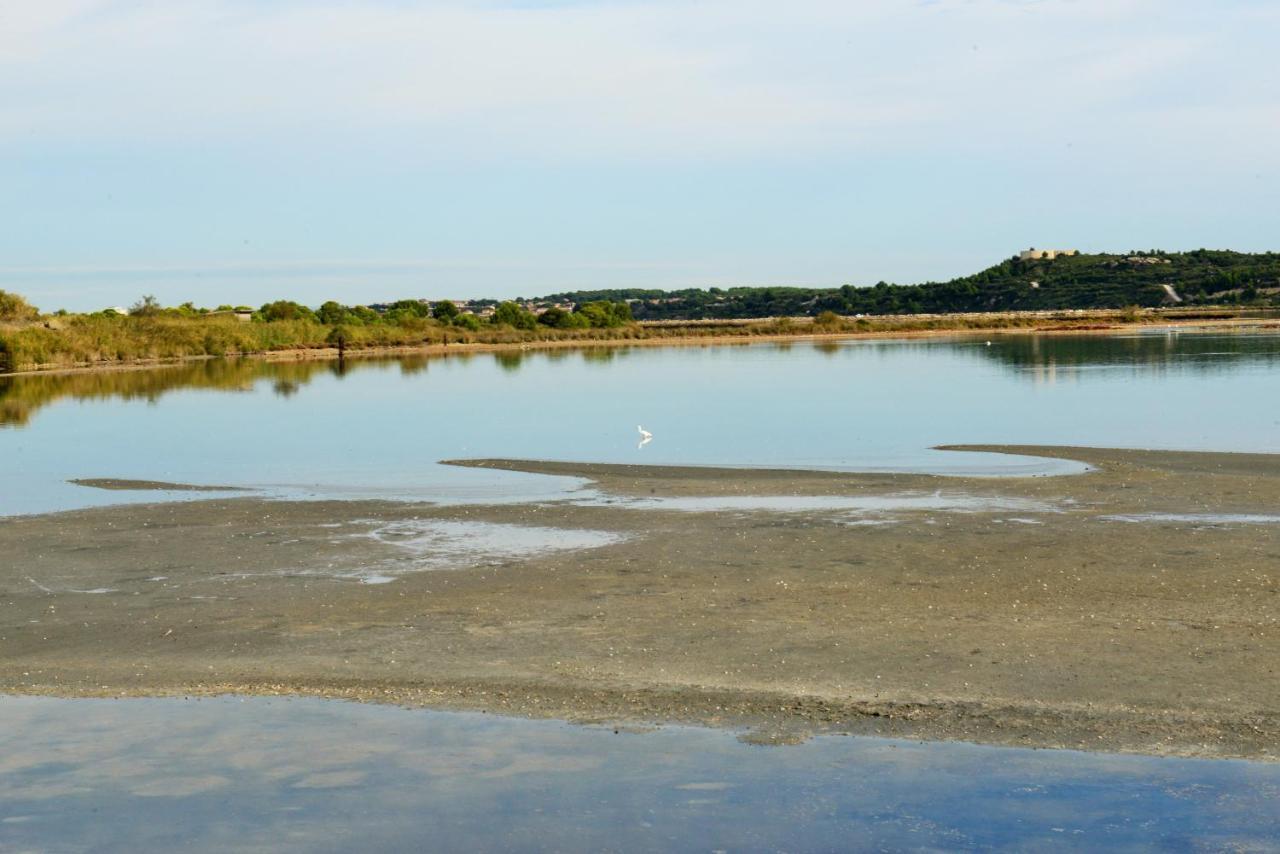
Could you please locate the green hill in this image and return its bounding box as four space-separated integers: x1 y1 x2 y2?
542 249 1280 319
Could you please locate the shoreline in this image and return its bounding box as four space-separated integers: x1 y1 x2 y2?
3 311 1276 379
2 446 1277 761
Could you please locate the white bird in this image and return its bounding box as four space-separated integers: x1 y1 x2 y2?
637 425 653 447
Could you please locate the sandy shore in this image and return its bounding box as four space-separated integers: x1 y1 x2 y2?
1 446 1277 759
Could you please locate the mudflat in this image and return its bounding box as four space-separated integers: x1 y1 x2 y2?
1 446 1276 759
68 478 251 492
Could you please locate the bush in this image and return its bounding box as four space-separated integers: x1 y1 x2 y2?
432 300 460 322
386 299 432 319
538 306 568 327
130 295 162 317
259 300 318 323
491 301 538 330
316 301 349 325
575 301 632 328
814 310 842 328
0 290 40 322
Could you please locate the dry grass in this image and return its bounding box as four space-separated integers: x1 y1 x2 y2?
0 307 1247 374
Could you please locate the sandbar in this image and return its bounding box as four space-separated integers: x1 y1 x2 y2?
1 445 1276 760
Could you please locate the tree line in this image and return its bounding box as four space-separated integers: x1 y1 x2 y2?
542 250 1280 319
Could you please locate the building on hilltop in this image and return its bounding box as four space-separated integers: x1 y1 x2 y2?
1019 247 1079 261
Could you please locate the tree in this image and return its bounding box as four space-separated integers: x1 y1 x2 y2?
130 295 161 317
537 306 567 327
386 299 431 319
491 301 537 329
432 300 460 322
576 300 632 328
259 300 318 323
349 305 379 324
0 290 38 322
316 301 349 325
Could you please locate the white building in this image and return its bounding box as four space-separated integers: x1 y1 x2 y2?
1019 247 1078 261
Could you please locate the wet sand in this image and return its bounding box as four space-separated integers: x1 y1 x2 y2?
69 478 252 492
1 446 1276 759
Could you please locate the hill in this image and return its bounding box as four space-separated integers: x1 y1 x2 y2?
541 250 1280 320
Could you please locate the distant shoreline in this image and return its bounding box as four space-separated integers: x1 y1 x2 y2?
3 308 1276 379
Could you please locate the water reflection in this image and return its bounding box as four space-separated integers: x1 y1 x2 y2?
4 331 1280 517
1 696 1276 852
984 328 1280 382
0 358 341 427
5 330 1279 429
493 350 525 372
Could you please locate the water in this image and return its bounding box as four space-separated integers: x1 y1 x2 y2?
6 329 1280 849
1 695 1276 853
341 518 628 584
1103 513 1280 526
3 327 1280 517
583 492 1060 514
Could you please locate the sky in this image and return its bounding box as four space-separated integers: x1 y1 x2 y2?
1 0 1277 311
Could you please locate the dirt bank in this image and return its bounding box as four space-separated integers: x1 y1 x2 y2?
1 446 1276 759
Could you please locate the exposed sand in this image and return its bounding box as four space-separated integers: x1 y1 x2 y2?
1 446 1276 759
68 478 252 492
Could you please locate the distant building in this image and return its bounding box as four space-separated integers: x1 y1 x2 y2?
208 309 254 322
1019 247 1079 261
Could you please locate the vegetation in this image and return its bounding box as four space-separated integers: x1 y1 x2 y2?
0 289 642 373
0 290 39 322
7 318 1275 429
544 250 1280 319
1 249 1276 373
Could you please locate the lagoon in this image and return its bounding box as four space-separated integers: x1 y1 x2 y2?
2 695 1278 853
4 328 1280 851
3 327 1280 516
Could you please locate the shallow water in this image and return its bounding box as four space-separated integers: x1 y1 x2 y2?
585 491 1060 515
3 328 1280 516
1 695 1276 853
6 331 1280 848
1103 513 1280 526
348 518 628 583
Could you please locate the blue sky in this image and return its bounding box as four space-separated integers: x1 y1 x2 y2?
2 0 1276 311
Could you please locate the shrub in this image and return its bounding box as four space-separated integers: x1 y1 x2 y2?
130 295 162 317
814 310 842 328
575 301 632 328
0 290 39 322
259 300 319 323
491 301 538 330
431 300 460 322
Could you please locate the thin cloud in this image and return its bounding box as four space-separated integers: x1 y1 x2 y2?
1 0 1272 162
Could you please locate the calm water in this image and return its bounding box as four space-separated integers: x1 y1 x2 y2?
5 329 1280 850
2 695 1277 853
2 328 1280 516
